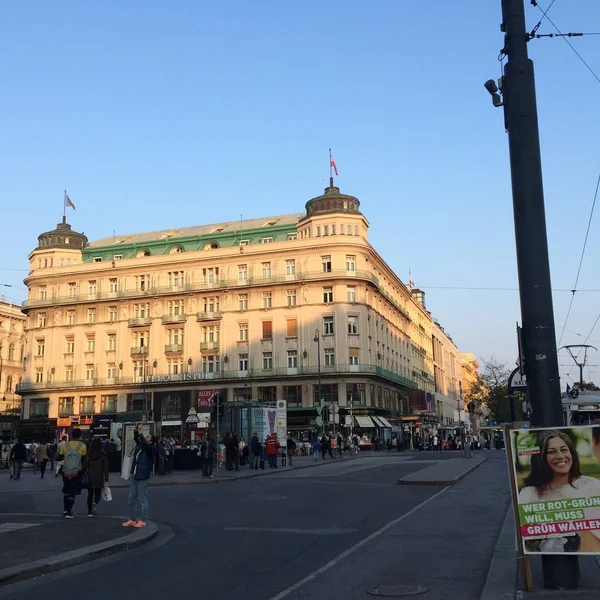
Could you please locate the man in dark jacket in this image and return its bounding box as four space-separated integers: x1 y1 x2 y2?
201 434 215 478
9 440 27 480
122 426 155 528
250 432 261 470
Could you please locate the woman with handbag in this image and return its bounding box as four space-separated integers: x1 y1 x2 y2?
86 438 109 516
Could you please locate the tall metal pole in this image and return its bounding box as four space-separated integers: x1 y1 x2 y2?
314 330 322 434
501 0 578 588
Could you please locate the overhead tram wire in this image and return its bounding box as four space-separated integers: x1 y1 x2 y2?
557 174 600 347
533 1 600 85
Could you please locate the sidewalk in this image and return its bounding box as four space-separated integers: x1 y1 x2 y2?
480 504 600 599
0 451 488 494
0 452 401 493
0 515 157 587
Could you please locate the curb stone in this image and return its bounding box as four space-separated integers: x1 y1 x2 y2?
397 457 487 486
479 504 519 600
0 519 158 587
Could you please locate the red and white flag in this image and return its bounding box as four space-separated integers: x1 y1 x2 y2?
65 193 76 210
329 150 338 177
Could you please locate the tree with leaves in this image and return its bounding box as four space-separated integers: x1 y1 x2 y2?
465 357 524 423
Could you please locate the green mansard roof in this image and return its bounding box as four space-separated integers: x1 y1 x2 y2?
82 213 304 262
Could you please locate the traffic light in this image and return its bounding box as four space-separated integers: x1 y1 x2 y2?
485 416 490 425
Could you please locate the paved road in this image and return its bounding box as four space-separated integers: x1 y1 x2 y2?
0 452 511 600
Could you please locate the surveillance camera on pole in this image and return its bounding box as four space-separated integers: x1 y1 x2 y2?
484 79 504 107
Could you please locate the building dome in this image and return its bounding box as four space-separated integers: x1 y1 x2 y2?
304 183 362 218
35 218 88 251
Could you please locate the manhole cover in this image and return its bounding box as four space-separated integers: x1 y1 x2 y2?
367 584 429 597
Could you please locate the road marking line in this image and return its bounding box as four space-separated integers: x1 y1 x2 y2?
266 486 448 600
0 523 41 534
225 527 357 535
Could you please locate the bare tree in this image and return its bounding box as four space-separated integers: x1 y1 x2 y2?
468 357 514 422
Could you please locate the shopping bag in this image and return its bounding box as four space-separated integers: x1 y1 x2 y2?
120 453 133 481
101 485 113 502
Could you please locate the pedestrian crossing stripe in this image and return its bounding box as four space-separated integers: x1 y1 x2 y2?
0 523 41 534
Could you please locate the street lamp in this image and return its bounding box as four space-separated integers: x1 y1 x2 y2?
138 344 149 418
313 329 322 433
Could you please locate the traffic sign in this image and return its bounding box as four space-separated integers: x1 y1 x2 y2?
316 416 323 427
330 403 339 415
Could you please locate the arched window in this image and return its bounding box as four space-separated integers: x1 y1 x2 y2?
169 246 184 254
137 249 151 258
8 342 14 361
204 242 219 250
5 375 12 392
19 344 24 361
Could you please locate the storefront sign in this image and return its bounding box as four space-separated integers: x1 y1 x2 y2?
143 372 218 384
90 416 112 439
510 425 600 554
186 407 199 424
57 418 72 427
198 389 218 408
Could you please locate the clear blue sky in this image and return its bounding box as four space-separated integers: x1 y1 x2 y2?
1 1 599 386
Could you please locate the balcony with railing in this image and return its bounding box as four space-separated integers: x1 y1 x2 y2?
165 344 184 354
21 270 379 309
130 346 149 356
162 313 187 325
16 363 418 393
128 317 152 327
200 341 220 351
197 311 222 321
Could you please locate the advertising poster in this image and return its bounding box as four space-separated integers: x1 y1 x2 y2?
251 408 266 441
510 425 600 554
276 400 287 442
198 389 218 409
123 423 153 457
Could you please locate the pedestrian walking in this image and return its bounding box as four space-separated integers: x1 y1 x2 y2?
232 433 241 471
286 436 296 467
224 432 235 471
201 434 215 478
59 428 87 518
28 442 38 474
122 425 155 528
312 435 320 461
55 435 68 476
239 437 248 468
86 438 109 516
265 433 280 468
36 441 50 478
9 439 27 480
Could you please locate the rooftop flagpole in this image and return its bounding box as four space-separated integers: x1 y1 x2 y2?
63 190 67 223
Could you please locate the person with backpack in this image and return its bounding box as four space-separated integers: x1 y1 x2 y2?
58 428 87 518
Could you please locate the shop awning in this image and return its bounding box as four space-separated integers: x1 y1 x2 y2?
355 416 375 428
377 416 393 428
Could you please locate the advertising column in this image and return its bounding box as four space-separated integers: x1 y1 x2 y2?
276 400 287 463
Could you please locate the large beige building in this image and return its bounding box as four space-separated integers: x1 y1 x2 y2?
18 182 464 440
432 320 463 426
0 298 26 415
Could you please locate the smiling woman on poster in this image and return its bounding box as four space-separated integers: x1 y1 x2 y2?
519 429 600 552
